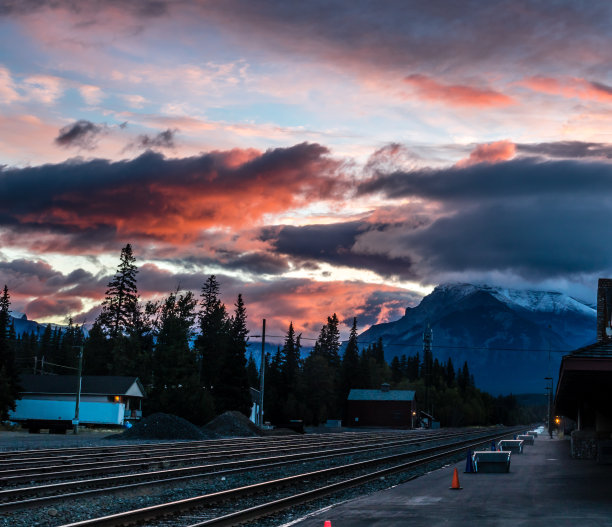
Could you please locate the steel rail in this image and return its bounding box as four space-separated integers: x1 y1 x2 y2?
0 430 414 462
0 429 481 508
0 436 373 476
0 430 424 469
57 427 524 527
0 430 460 484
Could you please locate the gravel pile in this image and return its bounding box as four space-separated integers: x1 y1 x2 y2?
111 413 212 440
203 411 263 438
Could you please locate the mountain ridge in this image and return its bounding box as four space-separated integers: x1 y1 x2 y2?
358 283 596 395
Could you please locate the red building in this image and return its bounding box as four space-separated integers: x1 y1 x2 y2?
347 383 416 428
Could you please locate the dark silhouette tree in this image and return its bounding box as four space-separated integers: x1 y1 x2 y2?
214 294 252 416
98 244 139 337
147 290 213 424
0 286 20 420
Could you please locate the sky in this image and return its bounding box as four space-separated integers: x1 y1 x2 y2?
2 0 612 341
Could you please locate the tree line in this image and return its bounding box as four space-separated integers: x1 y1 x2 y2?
0 244 540 427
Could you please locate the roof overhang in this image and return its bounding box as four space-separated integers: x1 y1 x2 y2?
555 355 612 419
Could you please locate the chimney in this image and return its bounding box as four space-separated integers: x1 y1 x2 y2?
597 278 612 341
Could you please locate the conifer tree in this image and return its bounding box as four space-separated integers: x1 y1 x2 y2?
196 275 229 393
341 317 360 394
281 322 301 390
214 294 252 416
148 291 213 424
0 286 20 419
98 244 139 337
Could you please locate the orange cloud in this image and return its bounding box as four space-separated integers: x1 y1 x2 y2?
405 74 515 107
456 140 516 167
2 143 345 249
522 76 612 103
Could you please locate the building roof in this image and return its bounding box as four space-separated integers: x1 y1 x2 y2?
19 374 146 397
567 340 612 358
348 388 415 402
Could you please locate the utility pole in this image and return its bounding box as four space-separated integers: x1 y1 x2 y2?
258 319 266 427
545 376 553 439
73 346 84 435
423 324 433 420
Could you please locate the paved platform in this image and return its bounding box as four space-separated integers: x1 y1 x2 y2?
286 436 612 526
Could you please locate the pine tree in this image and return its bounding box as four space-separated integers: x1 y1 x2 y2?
95 244 145 376
281 322 301 390
147 291 213 424
196 275 229 393
0 286 20 420
341 317 360 393
98 244 139 337
214 294 252 416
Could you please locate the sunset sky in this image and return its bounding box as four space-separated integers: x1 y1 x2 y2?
2 0 612 341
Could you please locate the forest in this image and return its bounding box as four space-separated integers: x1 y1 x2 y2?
0 244 543 427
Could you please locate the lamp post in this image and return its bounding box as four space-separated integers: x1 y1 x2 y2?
73 345 84 435
544 376 553 439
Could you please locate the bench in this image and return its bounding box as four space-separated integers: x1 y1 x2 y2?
517 434 534 445
472 451 511 473
498 439 524 453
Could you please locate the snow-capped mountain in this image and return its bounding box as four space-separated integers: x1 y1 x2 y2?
358 283 596 395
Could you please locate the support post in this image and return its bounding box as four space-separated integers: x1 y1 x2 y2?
258 319 266 427
73 346 83 435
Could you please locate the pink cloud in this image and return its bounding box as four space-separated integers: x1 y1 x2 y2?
405 74 515 107
456 140 516 167
522 76 612 103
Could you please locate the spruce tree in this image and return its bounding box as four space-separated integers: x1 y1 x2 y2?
95 244 144 376
148 291 213 424
214 294 252 416
341 317 360 394
98 244 139 337
196 275 229 393
0 286 20 420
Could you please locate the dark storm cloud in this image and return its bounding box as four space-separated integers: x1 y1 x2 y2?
198 1 612 78
54 120 104 150
356 156 612 280
0 0 168 17
0 142 342 248
261 221 416 280
517 141 612 159
358 157 612 202
128 129 177 151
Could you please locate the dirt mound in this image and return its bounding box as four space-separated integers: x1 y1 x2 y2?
112 413 212 440
203 411 263 438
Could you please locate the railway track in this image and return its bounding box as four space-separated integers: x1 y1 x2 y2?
0 428 480 509
0 431 439 483
0 427 524 527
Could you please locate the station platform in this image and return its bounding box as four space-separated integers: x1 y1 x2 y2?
286 435 612 526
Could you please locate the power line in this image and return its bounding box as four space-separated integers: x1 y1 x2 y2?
249 334 573 354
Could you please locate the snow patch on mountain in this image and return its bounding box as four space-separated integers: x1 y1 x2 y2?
436 283 594 316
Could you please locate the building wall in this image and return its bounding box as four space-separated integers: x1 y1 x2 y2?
10 398 125 425
346 400 415 427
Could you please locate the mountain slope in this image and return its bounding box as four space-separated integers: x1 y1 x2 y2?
358 283 596 394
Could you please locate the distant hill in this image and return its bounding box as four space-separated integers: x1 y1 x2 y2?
9 312 64 336
358 283 596 395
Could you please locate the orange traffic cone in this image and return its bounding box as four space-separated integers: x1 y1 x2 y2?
324 522 332 527
449 467 462 490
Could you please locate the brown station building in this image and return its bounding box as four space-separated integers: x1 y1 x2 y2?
555 278 612 459
347 383 416 428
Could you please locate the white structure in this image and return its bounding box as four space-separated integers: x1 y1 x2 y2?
10 374 145 432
